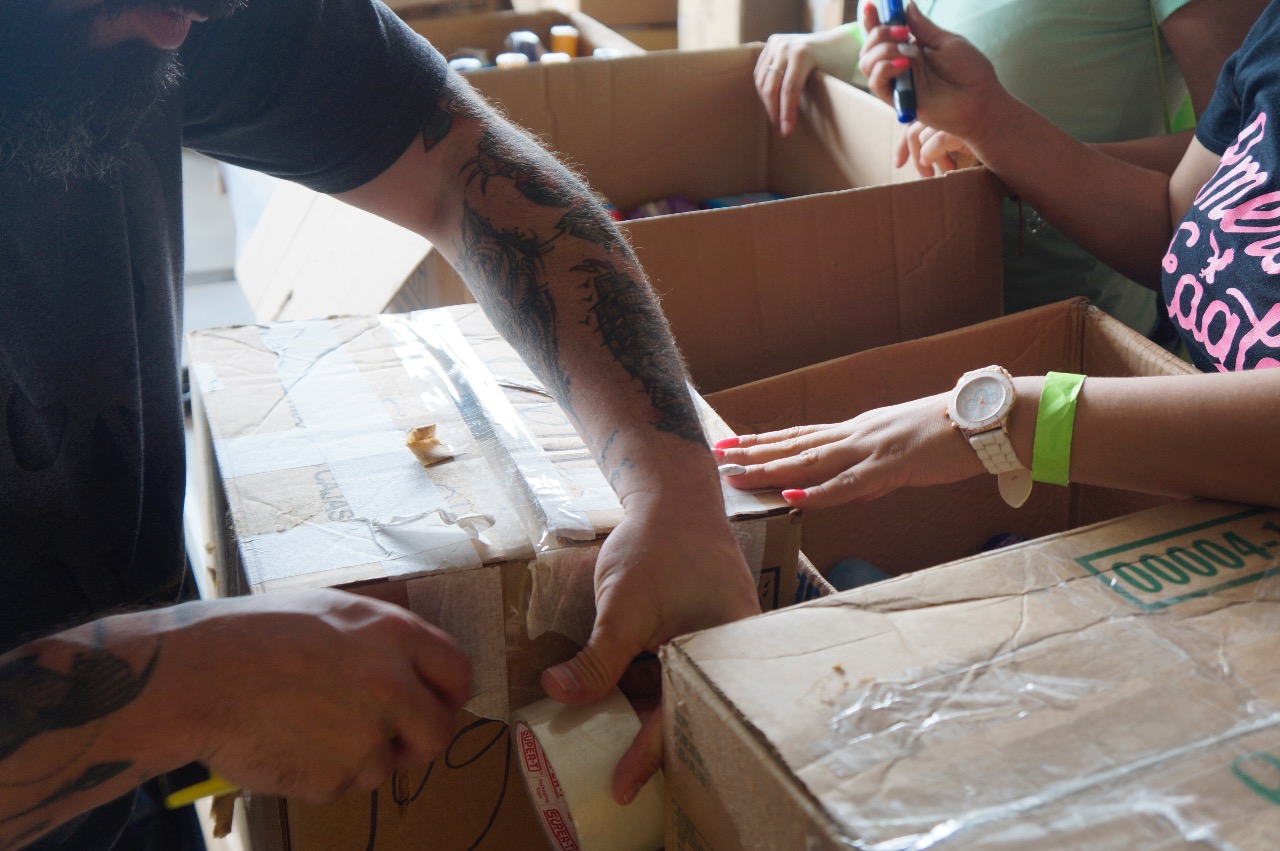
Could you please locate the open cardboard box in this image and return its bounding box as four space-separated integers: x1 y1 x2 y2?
537 0 677 27
187 304 803 850
662 496 1280 849
707 298 1199 576
236 45 1003 394
677 0 806 50
401 7 645 62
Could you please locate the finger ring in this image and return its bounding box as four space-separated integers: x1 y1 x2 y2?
766 64 780 73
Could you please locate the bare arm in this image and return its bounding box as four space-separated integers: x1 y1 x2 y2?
720 369 1280 511
863 4 1221 289
0 593 470 849
337 73 760 801
1093 0 1264 173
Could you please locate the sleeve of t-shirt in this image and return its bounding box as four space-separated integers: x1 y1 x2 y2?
179 0 449 194
1194 48 1241 155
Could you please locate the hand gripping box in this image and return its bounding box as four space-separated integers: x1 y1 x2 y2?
706 299 1199 578
235 45 1003 393
662 497 1280 849
187 304 801 850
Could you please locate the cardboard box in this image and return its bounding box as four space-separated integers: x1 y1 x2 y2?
707 299 1199 576
662 497 1280 849
236 46 1004 394
187 304 803 850
678 0 806 50
806 0 856 33
402 8 645 62
385 0 509 16
610 23 678 50
538 0 677 27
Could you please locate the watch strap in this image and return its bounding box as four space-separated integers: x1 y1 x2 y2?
969 429 1024 475
997 469 1033 509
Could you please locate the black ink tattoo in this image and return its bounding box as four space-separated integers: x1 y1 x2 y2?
421 78 485 154
456 202 571 405
0 645 159 761
462 129 577 208
0 762 132 827
576 259 706 446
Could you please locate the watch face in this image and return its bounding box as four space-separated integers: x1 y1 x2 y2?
955 375 1008 427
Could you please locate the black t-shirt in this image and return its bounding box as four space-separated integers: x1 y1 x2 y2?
1163 0 1280 372
1 0 446 846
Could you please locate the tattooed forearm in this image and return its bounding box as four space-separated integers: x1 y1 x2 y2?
0 644 159 761
456 201 572 405
0 762 132 827
577 259 706 446
421 77 485 153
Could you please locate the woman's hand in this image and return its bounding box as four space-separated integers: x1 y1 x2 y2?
897 122 979 177
715 392 989 509
755 28 861 136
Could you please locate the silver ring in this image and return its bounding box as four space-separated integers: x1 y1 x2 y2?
765 64 780 74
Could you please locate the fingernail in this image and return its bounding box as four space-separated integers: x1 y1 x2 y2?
718 464 747 477
782 489 808 502
712 448 726 459
622 783 643 805
889 25 909 39
548 665 579 694
891 57 911 70
714 436 740 450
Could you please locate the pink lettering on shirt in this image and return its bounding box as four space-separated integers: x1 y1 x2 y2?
1172 110 1280 370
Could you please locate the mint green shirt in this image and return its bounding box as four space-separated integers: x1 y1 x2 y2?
879 0 1199 333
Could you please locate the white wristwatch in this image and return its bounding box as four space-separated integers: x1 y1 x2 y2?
946 365 1032 508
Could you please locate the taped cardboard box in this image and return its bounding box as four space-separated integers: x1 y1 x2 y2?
237 46 1003 394
187 304 802 850
402 8 644 63
662 497 1280 849
707 299 1198 577
678 0 805 50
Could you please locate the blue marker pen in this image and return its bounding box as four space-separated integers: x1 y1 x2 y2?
882 0 917 123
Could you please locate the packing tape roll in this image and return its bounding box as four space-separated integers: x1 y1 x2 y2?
512 689 664 851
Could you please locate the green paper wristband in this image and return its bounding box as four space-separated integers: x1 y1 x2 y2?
841 21 865 48
1031 372 1085 486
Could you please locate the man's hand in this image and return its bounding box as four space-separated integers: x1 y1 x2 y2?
173 590 471 804
540 490 760 805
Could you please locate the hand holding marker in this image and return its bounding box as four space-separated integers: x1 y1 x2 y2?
882 0 916 123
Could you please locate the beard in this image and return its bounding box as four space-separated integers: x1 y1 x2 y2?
0 0 244 182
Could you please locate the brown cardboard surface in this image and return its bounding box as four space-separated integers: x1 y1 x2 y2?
678 0 805 50
662 498 1280 849
188 304 802 850
707 299 1198 576
235 47 1003 395
402 8 644 60
539 0 677 27
385 0 509 15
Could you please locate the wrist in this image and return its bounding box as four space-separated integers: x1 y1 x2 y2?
1030 372 1085 485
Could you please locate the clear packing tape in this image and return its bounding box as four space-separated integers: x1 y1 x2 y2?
382 312 596 552
787 513 1280 851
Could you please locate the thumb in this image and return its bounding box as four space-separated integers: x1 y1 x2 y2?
541 629 637 706
905 1 950 48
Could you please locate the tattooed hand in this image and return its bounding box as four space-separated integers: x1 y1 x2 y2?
0 590 469 847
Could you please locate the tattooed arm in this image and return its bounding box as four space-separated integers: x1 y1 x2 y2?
337 73 761 800
0 592 469 849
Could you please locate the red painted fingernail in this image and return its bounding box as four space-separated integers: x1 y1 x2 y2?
889 25 910 39
891 57 911 70
712 448 726 459
714 436 740 450
782 489 808 502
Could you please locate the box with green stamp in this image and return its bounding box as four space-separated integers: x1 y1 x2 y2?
661 497 1280 849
